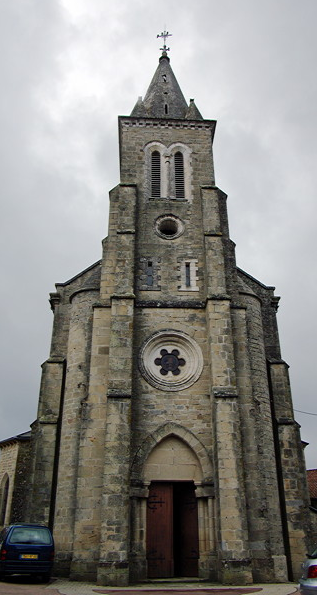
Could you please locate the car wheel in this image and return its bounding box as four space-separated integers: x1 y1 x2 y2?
40 573 51 583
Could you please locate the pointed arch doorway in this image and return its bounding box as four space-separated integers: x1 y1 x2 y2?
146 480 199 578
143 434 202 578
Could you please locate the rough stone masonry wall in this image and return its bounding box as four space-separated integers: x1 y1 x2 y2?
270 360 313 579
0 442 19 526
27 358 65 524
53 289 98 576
69 304 111 582
132 307 211 455
119 118 215 192
135 198 206 302
242 292 287 580
96 183 137 586
230 304 285 582
10 440 32 523
27 262 102 526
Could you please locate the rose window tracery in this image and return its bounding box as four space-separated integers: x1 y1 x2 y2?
154 349 186 375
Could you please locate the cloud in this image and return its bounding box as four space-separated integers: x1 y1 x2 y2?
0 0 316 469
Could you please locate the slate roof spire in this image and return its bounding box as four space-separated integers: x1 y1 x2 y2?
130 36 203 120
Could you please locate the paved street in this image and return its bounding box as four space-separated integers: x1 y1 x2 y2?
0 578 299 595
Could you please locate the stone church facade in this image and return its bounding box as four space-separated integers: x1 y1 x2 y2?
21 50 314 585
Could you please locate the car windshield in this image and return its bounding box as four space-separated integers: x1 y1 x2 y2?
9 527 51 545
308 546 317 558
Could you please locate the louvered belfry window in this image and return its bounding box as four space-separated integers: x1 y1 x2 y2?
151 151 161 197
175 151 185 198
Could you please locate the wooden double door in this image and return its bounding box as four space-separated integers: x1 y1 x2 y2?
146 481 199 578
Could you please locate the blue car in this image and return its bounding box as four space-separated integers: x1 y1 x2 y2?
0 523 54 581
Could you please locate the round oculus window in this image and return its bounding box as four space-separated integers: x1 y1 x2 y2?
139 330 203 391
155 215 184 239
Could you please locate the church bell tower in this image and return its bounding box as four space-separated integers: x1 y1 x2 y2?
27 37 313 586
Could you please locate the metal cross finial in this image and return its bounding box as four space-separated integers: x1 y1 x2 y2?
157 29 172 53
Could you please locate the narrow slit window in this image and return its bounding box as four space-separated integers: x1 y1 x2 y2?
185 262 191 287
164 104 168 115
147 261 153 286
175 151 185 199
178 259 199 292
151 151 161 197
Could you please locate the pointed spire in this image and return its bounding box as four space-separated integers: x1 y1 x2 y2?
185 98 203 120
130 96 147 118
130 34 204 120
140 54 188 119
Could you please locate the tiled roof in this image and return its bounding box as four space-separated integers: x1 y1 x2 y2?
307 469 317 498
0 430 31 448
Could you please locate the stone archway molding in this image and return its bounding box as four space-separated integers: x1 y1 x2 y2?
130 422 213 485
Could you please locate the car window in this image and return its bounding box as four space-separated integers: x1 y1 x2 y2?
9 527 52 545
308 546 317 558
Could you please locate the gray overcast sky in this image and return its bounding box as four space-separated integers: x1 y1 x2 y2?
0 0 316 468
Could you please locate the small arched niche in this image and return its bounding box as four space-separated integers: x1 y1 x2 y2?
0 474 10 525
144 435 203 483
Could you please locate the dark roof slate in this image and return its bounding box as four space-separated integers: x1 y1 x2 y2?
131 53 200 120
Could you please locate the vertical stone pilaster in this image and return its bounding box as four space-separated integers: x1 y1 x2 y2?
196 485 216 580
98 395 131 586
214 395 252 584
98 178 136 585
27 358 65 524
243 295 286 570
206 298 236 390
204 236 227 297
269 361 312 578
231 306 287 581
129 487 148 583
201 187 227 299
70 305 111 582
97 296 134 585
201 187 222 235
100 184 137 301
269 360 294 420
53 291 96 576
206 298 251 584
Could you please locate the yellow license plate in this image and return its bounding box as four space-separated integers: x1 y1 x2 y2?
20 554 38 559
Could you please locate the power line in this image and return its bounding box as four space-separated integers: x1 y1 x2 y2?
294 409 317 417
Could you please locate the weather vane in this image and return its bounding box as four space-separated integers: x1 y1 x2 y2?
157 29 172 53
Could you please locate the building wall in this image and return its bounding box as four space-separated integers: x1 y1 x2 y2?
0 443 18 526
0 438 31 527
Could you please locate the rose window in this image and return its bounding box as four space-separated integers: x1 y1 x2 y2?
154 349 186 376
139 330 203 391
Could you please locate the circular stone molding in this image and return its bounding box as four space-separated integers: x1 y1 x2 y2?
155 214 184 239
139 330 203 391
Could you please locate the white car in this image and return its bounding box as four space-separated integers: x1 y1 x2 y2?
299 546 317 594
